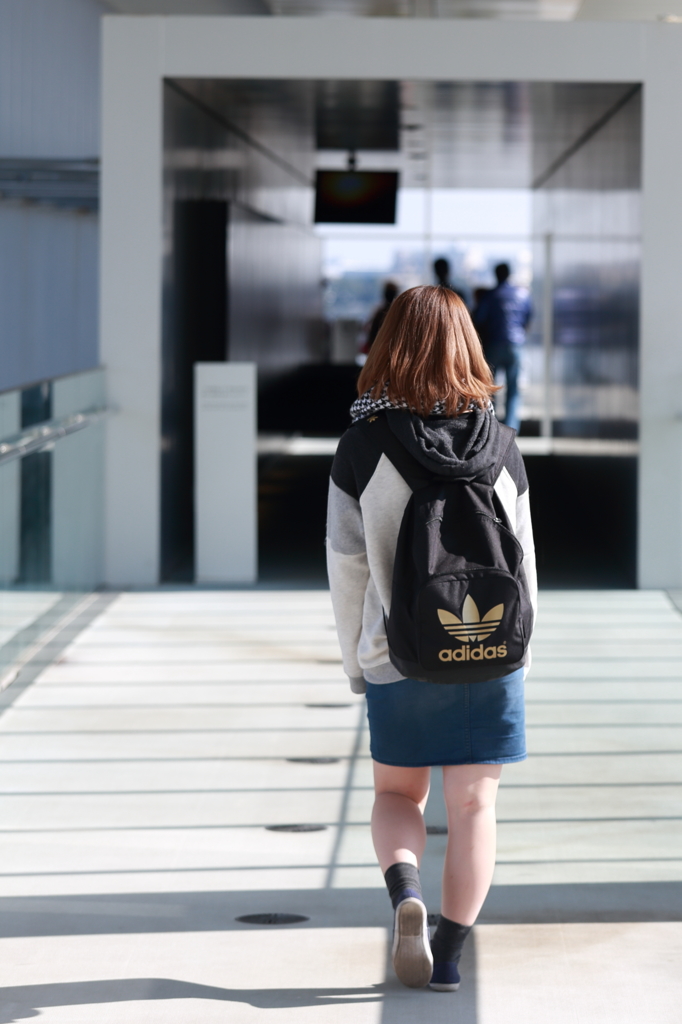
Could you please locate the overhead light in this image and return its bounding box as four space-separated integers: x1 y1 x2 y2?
659 13 682 21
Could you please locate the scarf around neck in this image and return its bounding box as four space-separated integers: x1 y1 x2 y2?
350 387 486 423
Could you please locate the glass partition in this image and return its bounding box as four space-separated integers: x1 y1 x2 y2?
0 368 106 685
0 368 106 590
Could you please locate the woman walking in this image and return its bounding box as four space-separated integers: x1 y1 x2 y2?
326 285 536 992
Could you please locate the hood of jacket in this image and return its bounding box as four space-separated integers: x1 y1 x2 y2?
385 406 505 480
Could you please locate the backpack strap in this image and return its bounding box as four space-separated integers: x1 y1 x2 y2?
356 412 434 492
491 423 517 484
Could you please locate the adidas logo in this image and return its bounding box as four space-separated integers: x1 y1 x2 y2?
437 595 507 663
438 595 503 643
438 643 507 662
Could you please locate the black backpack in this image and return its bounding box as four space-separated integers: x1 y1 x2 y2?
366 412 533 684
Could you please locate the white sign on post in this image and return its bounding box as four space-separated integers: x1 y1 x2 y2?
194 362 257 584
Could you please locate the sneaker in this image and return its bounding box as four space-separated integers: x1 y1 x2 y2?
391 897 433 988
429 960 461 992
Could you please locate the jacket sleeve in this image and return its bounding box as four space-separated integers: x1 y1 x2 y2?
326 448 370 694
516 487 538 628
495 442 538 677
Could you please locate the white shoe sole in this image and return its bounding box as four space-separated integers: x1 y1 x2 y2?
391 898 433 989
429 981 461 992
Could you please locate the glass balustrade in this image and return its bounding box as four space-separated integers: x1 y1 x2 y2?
0 368 107 684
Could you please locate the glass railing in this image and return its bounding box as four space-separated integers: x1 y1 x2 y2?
0 369 107 685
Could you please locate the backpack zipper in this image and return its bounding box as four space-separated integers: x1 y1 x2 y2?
475 511 524 555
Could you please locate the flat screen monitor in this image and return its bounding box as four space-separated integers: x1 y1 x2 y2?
314 170 398 224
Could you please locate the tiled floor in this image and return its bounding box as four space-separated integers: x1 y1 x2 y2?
0 592 63 650
0 591 90 688
0 589 680 1022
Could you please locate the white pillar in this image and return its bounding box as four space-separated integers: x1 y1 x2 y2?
639 26 682 587
100 17 163 586
52 370 106 589
194 363 257 584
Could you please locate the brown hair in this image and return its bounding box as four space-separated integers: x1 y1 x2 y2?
357 285 498 417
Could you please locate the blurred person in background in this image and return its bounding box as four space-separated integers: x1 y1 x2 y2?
472 263 532 433
471 287 491 350
361 280 399 356
433 257 467 305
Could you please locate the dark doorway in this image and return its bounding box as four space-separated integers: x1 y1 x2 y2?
161 200 228 582
19 454 51 583
259 455 333 584
18 382 53 584
526 455 637 588
161 77 641 589
257 452 638 590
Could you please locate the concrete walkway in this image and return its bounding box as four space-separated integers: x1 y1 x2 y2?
0 589 680 1022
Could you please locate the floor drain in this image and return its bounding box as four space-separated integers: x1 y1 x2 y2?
304 703 352 709
236 913 309 926
287 757 340 764
426 825 448 835
266 824 328 832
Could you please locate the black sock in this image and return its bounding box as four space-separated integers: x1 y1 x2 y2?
383 862 423 909
430 916 471 965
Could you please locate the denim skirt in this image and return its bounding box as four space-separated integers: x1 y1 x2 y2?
365 668 526 767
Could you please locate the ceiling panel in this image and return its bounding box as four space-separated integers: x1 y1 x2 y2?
107 1 270 12
268 0 580 15
109 0 581 16
531 83 641 189
315 81 400 150
168 77 641 190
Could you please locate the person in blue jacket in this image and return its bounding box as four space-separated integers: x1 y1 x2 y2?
472 263 532 433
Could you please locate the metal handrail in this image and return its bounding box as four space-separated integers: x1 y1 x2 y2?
0 406 109 465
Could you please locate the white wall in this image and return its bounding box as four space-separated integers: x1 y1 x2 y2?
0 203 99 393
0 0 104 159
0 0 105 394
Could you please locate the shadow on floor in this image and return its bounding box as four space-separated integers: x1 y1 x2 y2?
380 937 478 1024
0 979 383 1023
0 975 479 1024
0 890 478 1020
481 881 682 923
4 882 679 1023
0 883 679 940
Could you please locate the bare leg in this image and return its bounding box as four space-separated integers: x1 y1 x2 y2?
372 761 433 988
371 761 431 871
441 763 502 926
